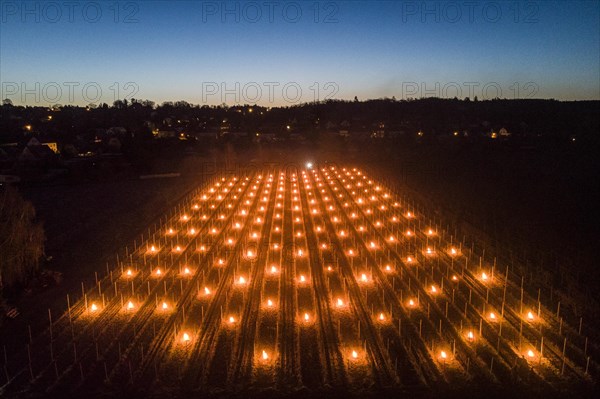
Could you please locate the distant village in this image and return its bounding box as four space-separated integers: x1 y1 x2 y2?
1 97 596 183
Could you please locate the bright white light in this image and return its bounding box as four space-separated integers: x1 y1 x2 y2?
306 162 313 169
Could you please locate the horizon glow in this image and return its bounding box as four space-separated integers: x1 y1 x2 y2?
1 0 599 106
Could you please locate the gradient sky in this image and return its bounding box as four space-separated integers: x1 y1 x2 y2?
1 0 599 106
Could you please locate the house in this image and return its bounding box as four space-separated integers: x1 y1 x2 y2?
107 137 122 153
218 119 231 139
106 127 127 136
371 122 385 138
18 138 57 165
339 120 350 137
157 130 177 139
499 127 511 138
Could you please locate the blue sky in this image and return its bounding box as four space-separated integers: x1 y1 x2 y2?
1 0 599 106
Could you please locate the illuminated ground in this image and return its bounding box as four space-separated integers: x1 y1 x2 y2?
2 164 596 397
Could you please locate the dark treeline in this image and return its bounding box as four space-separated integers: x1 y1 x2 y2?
1 98 598 145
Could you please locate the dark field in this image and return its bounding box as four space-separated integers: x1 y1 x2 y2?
1 139 598 398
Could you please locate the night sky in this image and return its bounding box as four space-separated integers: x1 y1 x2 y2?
1 0 599 106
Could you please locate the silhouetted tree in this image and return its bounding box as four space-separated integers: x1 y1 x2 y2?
0 187 45 295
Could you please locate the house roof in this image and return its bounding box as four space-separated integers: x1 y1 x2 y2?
20 144 55 161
